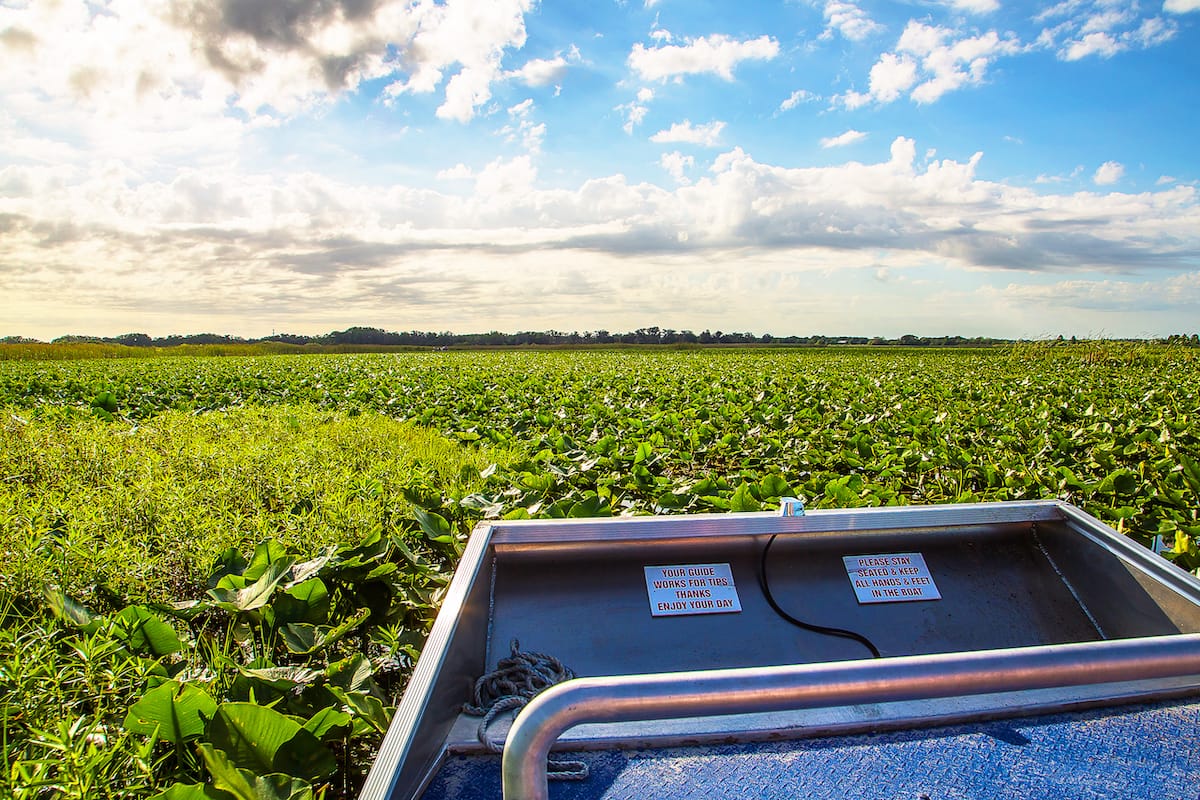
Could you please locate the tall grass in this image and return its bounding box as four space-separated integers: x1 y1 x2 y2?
0 406 514 604
0 343 443 361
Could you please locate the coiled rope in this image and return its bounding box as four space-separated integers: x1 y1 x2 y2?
463 639 588 781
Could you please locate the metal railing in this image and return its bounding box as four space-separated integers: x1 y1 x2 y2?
502 634 1200 800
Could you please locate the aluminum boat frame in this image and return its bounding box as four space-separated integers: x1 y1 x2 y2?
359 500 1200 800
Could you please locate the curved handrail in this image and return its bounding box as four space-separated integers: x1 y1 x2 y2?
502 634 1200 800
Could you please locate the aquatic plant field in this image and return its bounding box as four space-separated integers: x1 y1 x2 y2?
2 344 1198 797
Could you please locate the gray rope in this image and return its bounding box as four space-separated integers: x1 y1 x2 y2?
464 639 588 781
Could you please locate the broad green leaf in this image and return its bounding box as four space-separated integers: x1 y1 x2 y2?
114 605 183 656
44 587 101 632
567 495 612 517
302 707 354 742
330 687 391 734
279 607 370 655
124 680 217 744
197 744 256 800
150 599 211 621
286 548 337 587
274 730 337 781
413 507 452 541
243 540 292 582
207 547 248 588
149 782 231 800
205 703 332 780
209 556 297 613
268 578 329 627
1180 453 1200 496
206 703 296 773
757 474 792 500
251 774 316 800
90 391 119 413
234 666 321 695
730 482 762 512
326 654 374 693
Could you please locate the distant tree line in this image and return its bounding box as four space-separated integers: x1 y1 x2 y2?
3 328 1197 348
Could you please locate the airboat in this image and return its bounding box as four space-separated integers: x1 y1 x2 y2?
359 500 1200 799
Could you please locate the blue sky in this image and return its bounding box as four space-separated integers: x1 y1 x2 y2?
1 0 1198 340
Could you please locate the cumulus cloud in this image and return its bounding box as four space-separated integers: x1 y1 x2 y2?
1036 2 1177 60
0 0 540 141
4 138 1199 338
659 151 695 184
820 129 867 148
999 273 1200 312
507 55 568 87
472 155 537 196
779 89 817 111
820 2 883 42
499 99 545 153
941 0 1000 12
616 87 655 134
842 52 918 108
1061 31 1122 59
1165 0 1200 12
6 136 1195 268
1093 161 1124 185
628 33 779 81
650 120 726 146
437 163 474 180
839 21 1020 107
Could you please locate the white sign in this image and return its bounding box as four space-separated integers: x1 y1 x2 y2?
843 552 941 604
644 563 742 617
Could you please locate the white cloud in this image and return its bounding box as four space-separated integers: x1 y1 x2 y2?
437 163 474 180
941 0 1000 12
1093 161 1125 185
4 139 1199 340
1165 0 1200 12
820 2 884 41
839 21 1019 107
1080 9 1136 33
499 99 545 152
1130 17 1176 47
779 89 817 111
867 53 920 103
473 155 537 196
628 34 779 81
820 129 868 148
507 55 569 87
1062 31 1123 59
660 151 695 184
999 273 1200 312
650 120 726 146
0 0 540 151
381 0 534 122
1039 2 1178 60
616 88 655 134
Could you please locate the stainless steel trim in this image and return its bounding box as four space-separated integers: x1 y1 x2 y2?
357 525 496 800
488 499 1066 545
1056 503 1200 604
501 633 1200 800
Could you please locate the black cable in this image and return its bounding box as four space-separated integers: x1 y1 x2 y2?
758 532 882 659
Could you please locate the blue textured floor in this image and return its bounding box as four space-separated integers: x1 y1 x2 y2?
421 700 1200 800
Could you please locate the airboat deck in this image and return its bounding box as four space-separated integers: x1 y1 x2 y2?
359 500 1200 800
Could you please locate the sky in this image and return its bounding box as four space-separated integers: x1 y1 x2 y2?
1 0 1199 341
